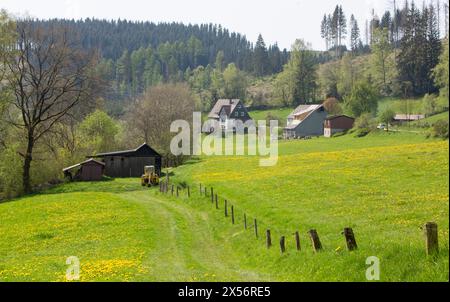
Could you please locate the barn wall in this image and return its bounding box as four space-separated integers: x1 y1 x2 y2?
326 117 354 129
80 162 103 181
103 156 159 178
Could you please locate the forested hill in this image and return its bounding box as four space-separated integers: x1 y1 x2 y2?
24 19 294 107
26 18 289 73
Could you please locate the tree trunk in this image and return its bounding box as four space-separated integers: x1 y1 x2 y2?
23 134 34 194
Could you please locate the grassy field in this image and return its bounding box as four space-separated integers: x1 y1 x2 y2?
378 97 425 114
0 131 448 281
413 111 449 125
248 108 294 126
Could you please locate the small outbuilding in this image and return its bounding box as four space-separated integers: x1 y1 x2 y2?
324 115 355 137
394 114 425 122
91 143 162 178
63 158 105 181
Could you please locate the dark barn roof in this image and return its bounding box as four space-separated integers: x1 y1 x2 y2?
90 143 161 158
325 115 355 121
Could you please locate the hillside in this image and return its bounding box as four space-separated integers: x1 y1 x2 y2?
1 132 448 281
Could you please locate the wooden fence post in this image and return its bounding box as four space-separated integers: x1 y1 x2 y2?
171 185 174 196
204 187 207 197
254 219 258 238
308 229 322 252
231 206 235 224
187 186 190 198
266 230 272 248
210 188 214 203
199 183 202 195
343 227 357 251
280 236 286 253
224 200 228 217
295 231 301 251
176 186 179 197
215 194 219 209
244 214 247 230
424 222 439 256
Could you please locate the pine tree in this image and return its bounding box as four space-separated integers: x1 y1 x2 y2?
350 15 361 53
398 2 441 95
338 5 347 49
253 34 270 76
321 15 330 50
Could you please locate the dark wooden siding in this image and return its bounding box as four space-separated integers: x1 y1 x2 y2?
325 116 355 130
103 156 159 178
80 162 103 181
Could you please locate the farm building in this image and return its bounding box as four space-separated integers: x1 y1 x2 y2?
394 114 425 122
324 115 355 137
206 99 253 133
284 104 327 139
91 143 161 178
63 159 105 181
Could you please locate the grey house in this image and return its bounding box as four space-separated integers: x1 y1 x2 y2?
284 104 327 139
91 143 162 178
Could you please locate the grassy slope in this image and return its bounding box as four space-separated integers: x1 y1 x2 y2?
415 111 449 125
172 132 449 281
378 97 425 114
248 108 294 127
0 132 448 281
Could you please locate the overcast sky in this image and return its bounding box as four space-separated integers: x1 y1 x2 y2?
0 0 438 50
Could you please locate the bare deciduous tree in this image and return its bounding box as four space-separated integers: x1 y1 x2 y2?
126 83 195 167
1 22 98 193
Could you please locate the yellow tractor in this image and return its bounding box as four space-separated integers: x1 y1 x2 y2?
141 166 159 187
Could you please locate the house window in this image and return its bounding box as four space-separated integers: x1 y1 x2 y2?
241 112 245 117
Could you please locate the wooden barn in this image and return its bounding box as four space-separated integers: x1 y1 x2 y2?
63 159 105 181
91 143 161 178
324 115 355 137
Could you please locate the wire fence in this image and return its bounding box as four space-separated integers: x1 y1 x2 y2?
158 180 439 256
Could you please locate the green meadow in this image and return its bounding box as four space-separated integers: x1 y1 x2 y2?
0 131 448 281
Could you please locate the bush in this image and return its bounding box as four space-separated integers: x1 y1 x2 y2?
323 97 343 115
0 144 23 199
353 128 372 137
352 113 377 137
265 112 282 125
344 81 378 117
432 120 449 139
378 107 396 131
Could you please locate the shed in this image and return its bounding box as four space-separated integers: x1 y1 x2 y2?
324 115 355 137
63 159 105 181
91 143 161 178
394 114 425 122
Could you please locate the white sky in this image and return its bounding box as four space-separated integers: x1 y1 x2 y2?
0 0 438 50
